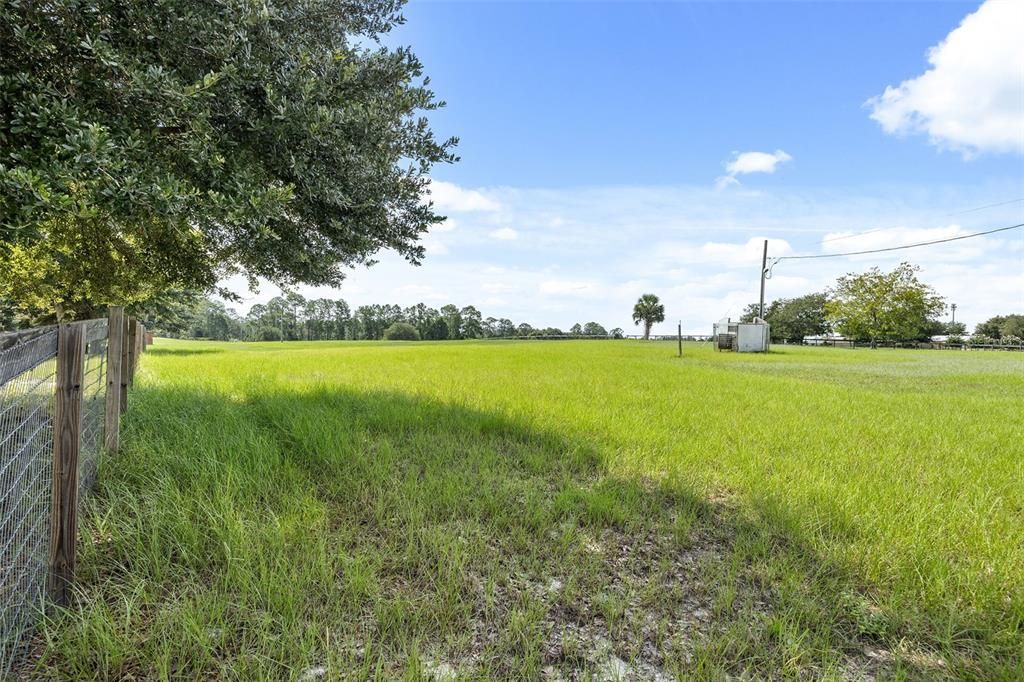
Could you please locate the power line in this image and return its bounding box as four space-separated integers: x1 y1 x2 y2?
819 197 1024 244
820 227 887 244
777 222 1024 261
946 197 1024 216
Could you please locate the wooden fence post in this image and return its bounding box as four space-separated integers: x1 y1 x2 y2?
127 318 139 386
49 323 85 606
119 316 130 413
104 307 124 452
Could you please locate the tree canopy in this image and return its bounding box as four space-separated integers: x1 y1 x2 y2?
0 0 456 319
742 292 830 341
383 322 420 341
631 293 665 340
975 314 1024 340
824 263 945 344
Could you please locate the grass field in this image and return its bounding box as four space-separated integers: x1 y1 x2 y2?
28 339 1023 680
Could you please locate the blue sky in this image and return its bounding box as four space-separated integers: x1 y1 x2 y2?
226 0 1024 334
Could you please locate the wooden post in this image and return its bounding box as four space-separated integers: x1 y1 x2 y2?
678 322 683 358
119 316 131 413
104 307 124 452
49 323 85 605
127 318 139 386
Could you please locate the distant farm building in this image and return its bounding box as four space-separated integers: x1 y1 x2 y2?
713 317 770 352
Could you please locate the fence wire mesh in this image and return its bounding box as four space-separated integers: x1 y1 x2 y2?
80 320 109 496
0 328 59 678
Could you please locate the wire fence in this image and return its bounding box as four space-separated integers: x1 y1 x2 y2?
80 321 109 496
796 338 1024 351
0 328 59 679
0 313 146 678
487 334 1023 351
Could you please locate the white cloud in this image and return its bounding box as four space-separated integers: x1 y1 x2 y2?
702 237 792 262
867 0 1024 156
656 237 793 267
428 179 502 212
822 224 958 252
726 150 793 176
539 280 601 296
716 150 792 188
423 239 449 256
489 227 518 240
394 284 444 301
714 175 741 191
820 224 996 264
481 281 516 293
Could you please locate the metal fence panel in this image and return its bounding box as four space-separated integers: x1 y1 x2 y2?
0 328 59 677
80 320 108 496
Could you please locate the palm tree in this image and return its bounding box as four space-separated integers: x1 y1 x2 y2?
632 293 665 340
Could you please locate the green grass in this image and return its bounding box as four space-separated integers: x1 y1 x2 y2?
28 339 1024 679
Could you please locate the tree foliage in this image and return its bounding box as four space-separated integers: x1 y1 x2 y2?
631 293 665 340
975 314 1024 340
742 293 829 341
131 289 205 337
824 263 945 344
0 216 212 321
1002 315 1024 340
383 321 420 341
459 305 482 339
1 0 456 317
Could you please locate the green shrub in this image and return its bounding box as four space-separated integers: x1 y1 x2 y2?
383 322 420 341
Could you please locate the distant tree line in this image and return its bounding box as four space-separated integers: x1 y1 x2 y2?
740 263 1022 346
969 315 1024 345
132 289 625 342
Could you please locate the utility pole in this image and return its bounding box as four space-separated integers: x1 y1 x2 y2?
951 303 957 324
758 239 768 319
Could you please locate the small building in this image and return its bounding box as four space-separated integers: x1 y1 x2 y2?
713 317 770 353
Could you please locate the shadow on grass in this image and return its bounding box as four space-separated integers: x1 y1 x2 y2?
26 383 976 680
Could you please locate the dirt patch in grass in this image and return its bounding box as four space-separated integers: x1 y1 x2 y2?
533 527 727 680
331 484 762 681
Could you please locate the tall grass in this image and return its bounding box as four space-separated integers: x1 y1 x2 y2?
28 340 1024 679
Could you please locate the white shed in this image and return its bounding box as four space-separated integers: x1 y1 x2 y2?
712 317 770 353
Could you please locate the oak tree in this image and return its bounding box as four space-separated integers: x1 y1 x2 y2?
824 263 945 345
1 0 456 318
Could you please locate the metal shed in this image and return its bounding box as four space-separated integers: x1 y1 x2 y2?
712 317 770 353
